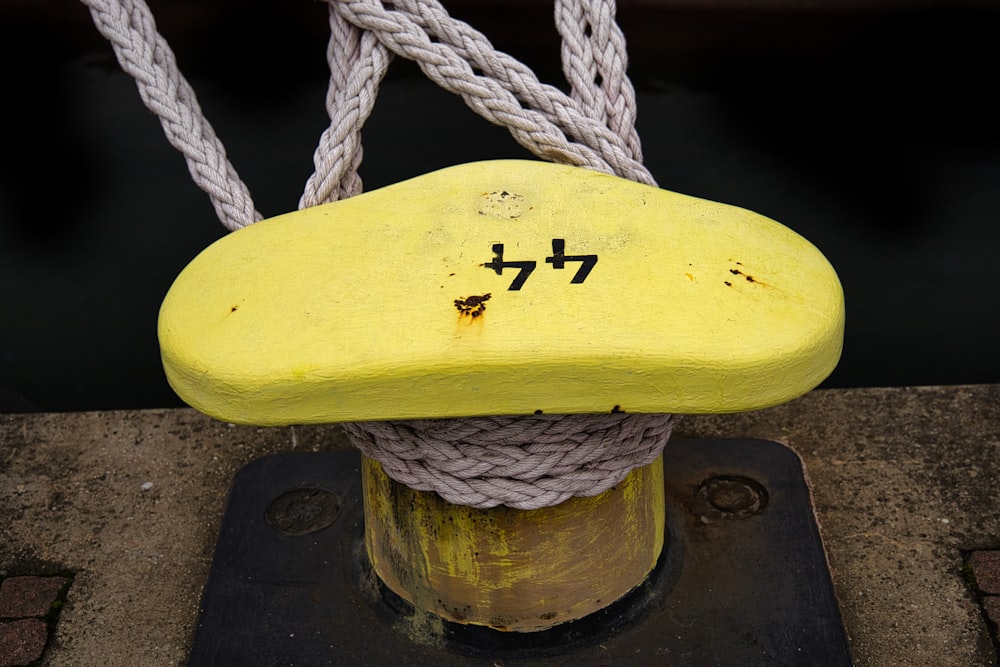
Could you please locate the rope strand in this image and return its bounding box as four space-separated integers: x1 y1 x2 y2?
81 0 261 230
555 0 643 162
300 5 393 207
329 0 656 185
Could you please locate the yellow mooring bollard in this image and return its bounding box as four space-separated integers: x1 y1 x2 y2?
160 160 845 654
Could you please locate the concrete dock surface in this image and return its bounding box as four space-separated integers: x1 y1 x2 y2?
1 384 998 665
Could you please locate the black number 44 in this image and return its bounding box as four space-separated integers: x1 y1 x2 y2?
485 239 598 291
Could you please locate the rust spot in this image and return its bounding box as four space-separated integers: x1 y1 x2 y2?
230 305 239 312
724 281 733 287
730 267 761 284
685 272 695 281
454 293 491 318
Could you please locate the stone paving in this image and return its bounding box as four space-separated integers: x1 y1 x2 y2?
1 525 997 666
1 385 999 665
969 550 1000 656
0 576 71 667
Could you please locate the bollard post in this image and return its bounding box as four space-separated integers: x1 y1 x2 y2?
160 160 846 660
362 455 664 632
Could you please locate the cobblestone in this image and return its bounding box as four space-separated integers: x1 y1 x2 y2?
0 576 71 667
984 597 1000 630
0 619 47 667
969 551 1000 596
967 550 1000 655
0 577 69 619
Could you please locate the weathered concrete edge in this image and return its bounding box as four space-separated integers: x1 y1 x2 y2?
674 384 1000 666
0 384 997 666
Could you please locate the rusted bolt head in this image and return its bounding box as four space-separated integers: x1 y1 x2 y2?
694 476 767 520
266 487 342 535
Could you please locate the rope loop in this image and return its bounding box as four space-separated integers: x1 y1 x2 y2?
322 0 656 191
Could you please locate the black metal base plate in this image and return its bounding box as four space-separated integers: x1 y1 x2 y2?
189 439 851 665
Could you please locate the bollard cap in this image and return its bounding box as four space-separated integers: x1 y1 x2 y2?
158 160 844 425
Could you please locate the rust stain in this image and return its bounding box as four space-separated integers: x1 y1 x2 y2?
454 293 491 319
728 262 773 288
728 268 759 283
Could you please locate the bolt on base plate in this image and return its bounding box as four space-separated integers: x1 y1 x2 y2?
188 439 851 665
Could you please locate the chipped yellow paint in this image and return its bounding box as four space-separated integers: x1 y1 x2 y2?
158 159 844 425
362 455 665 632
477 189 528 219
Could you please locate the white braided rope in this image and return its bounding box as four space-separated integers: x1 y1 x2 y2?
300 5 392 207
555 0 644 162
344 413 678 509
81 0 261 231
82 0 676 508
386 0 649 178
328 0 656 186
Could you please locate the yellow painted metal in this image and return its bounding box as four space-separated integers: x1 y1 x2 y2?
158 160 844 425
362 455 665 632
